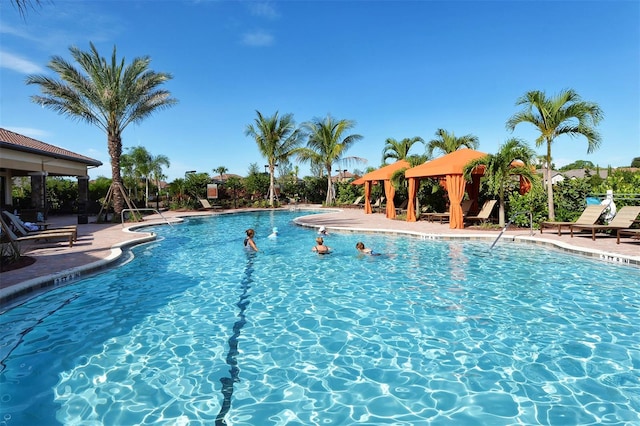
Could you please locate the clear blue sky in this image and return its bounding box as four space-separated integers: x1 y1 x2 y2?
2 0 638 181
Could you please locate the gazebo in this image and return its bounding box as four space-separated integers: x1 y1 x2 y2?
352 160 410 218
404 149 487 228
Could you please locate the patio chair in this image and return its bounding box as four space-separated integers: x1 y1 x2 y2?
395 199 409 215
198 198 221 210
424 200 473 224
617 228 640 244
570 205 640 241
342 195 364 208
0 215 76 247
465 200 497 224
2 210 77 241
540 204 606 236
371 197 385 213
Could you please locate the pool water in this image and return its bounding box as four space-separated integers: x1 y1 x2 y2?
1 210 639 425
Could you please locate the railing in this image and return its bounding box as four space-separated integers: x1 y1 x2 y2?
490 210 533 250
121 208 174 228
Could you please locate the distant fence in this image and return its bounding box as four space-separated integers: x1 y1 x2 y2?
588 193 640 203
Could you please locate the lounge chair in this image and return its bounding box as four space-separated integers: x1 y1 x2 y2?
617 228 640 244
570 205 640 240
423 200 473 224
465 200 497 224
198 198 221 210
2 210 78 241
395 199 409 215
540 204 606 236
371 197 385 213
342 195 364 208
0 215 76 247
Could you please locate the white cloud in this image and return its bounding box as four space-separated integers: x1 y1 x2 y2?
248 2 280 20
0 50 45 74
241 30 274 47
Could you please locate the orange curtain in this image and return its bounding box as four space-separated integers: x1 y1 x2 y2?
364 181 372 214
384 180 396 219
519 175 532 194
447 174 466 229
406 178 417 222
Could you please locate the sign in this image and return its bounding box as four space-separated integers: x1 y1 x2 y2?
207 183 218 199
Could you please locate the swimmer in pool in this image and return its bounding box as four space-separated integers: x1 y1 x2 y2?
244 228 258 251
312 236 331 254
356 241 379 256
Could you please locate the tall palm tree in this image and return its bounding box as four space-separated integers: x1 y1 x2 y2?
149 153 170 207
463 138 537 227
126 146 152 203
26 42 177 215
426 129 479 157
214 166 228 181
245 111 304 207
297 115 364 205
506 89 603 220
381 136 425 164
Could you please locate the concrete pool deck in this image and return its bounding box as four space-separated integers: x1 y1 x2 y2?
1 206 638 307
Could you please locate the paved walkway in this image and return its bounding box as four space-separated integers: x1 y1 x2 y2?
1 207 638 306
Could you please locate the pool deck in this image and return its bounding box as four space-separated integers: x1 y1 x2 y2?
1 206 639 307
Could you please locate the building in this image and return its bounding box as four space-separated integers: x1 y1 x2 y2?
0 128 102 223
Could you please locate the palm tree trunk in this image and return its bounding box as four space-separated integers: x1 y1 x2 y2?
325 166 333 205
269 165 275 207
546 141 555 220
108 131 125 215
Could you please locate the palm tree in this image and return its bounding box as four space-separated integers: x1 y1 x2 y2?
463 138 537 227
382 136 425 164
245 111 304 207
297 115 365 205
149 153 170 207
26 42 177 216
214 166 228 182
426 129 479 157
506 89 603 220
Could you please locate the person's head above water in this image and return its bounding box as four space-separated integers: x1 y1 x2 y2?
245 229 255 238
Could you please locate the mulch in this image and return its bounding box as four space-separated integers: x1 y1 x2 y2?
0 256 36 273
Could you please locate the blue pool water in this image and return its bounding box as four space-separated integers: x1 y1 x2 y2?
1 210 639 425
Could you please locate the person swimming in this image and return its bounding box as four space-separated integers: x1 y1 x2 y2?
244 228 258 251
318 226 329 236
356 241 379 256
268 227 279 239
312 236 331 254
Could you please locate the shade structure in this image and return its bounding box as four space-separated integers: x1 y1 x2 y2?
405 149 488 228
352 160 410 218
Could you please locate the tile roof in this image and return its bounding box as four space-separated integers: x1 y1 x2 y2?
0 127 102 166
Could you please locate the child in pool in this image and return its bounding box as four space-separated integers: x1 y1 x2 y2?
244 228 258 251
356 241 379 256
312 236 331 254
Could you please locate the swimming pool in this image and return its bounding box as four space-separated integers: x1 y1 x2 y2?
1 210 639 425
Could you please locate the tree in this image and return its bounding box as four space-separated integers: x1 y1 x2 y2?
245 111 304 207
297 115 365 205
631 157 640 168
214 166 228 181
148 153 170 206
426 129 479 158
27 42 177 216
463 138 537 227
506 89 603 220
11 0 41 17
559 160 595 171
382 136 424 164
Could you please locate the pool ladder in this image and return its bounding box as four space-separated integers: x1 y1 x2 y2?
490 210 533 249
